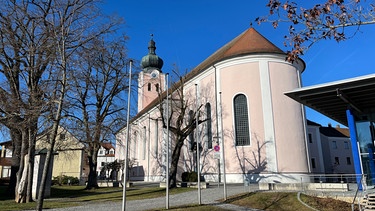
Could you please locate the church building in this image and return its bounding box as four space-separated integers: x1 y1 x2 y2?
116 27 310 184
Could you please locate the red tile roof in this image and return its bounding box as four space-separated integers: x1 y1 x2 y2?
117 27 301 133
101 142 114 150
0 157 12 166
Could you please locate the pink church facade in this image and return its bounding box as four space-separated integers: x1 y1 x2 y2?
116 28 310 184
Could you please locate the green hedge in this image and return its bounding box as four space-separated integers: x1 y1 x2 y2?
52 175 79 185
181 172 198 182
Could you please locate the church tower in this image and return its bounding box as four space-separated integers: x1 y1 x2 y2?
138 35 165 112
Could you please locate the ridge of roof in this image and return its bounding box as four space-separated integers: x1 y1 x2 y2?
187 28 286 79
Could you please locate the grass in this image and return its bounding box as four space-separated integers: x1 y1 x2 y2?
0 185 194 211
0 185 360 211
154 191 360 211
221 191 359 211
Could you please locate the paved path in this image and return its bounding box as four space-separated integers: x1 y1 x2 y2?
47 184 261 211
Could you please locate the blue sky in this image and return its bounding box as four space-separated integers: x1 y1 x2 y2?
103 0 375 128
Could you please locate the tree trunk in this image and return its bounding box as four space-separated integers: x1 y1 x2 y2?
26 126 37 203
36 143 55 210
86 155 99 189
169 138 185 188
8 129 22 198
15 154 28 203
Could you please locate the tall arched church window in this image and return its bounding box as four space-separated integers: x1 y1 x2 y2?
147 83 152 91
233 94 250 146
205 103 212 149
189 110 195 151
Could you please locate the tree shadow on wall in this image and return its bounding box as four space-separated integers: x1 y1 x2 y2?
230 131 297 183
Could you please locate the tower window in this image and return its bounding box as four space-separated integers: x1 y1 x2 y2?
155 83 159 92
233 94 250 146
148 83 151 91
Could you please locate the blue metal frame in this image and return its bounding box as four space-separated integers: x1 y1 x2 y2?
346 109 363 190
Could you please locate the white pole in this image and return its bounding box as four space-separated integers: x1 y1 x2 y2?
122 60 133 211
195 84 201 204
166 73 169 209
219 91 227 200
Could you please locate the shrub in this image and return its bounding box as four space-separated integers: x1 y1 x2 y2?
53 175 79 185
181 172 198 182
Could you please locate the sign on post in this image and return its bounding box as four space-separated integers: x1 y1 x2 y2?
214 145 220 159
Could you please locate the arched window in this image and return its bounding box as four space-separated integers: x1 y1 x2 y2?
147 83 151 91
155 83 159 92
189 110 195 151
205 103 212 149
233 94 250 146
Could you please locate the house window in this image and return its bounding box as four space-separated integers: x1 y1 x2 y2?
344 141 349 149
346 157 351 165
308 133 312 143
59 133 66 141
311 158 316 169
206 103 212 149
99 150 103 155
148 83 151 91
332 141 337 149
233 94 250 146
334 157 340 165
101 162 105 167
109 149 114 154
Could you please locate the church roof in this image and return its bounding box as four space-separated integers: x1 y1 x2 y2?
186 27 287 80
118 27 298 132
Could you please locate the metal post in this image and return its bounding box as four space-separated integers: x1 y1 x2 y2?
195 84 201 204
166 73 169 209
122 60 133 211
219 92 227 200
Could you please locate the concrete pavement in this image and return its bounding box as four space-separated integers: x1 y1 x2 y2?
46 183 261 211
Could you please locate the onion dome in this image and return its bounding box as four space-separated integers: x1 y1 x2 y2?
141 35 163 73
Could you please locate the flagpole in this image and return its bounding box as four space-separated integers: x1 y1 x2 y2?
166 73 170 209
122 60 133 211
219 91 227 200
195 84 201 204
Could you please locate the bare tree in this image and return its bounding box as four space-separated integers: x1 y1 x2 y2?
0 0 122 203
0 0 57 202
67 36 129 190
257 0 375 61
157 72 208 188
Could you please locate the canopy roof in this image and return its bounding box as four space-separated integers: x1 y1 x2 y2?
285 74 375 126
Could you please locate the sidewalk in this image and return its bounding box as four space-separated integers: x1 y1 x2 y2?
47 184 261 211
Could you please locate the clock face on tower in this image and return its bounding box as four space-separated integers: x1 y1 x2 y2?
150 70 159 79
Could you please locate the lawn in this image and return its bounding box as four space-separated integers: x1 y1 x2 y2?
0 185 360 211
153 192 360 211
0 185 194 211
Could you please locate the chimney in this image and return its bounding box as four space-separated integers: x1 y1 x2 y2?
328 123 332 127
